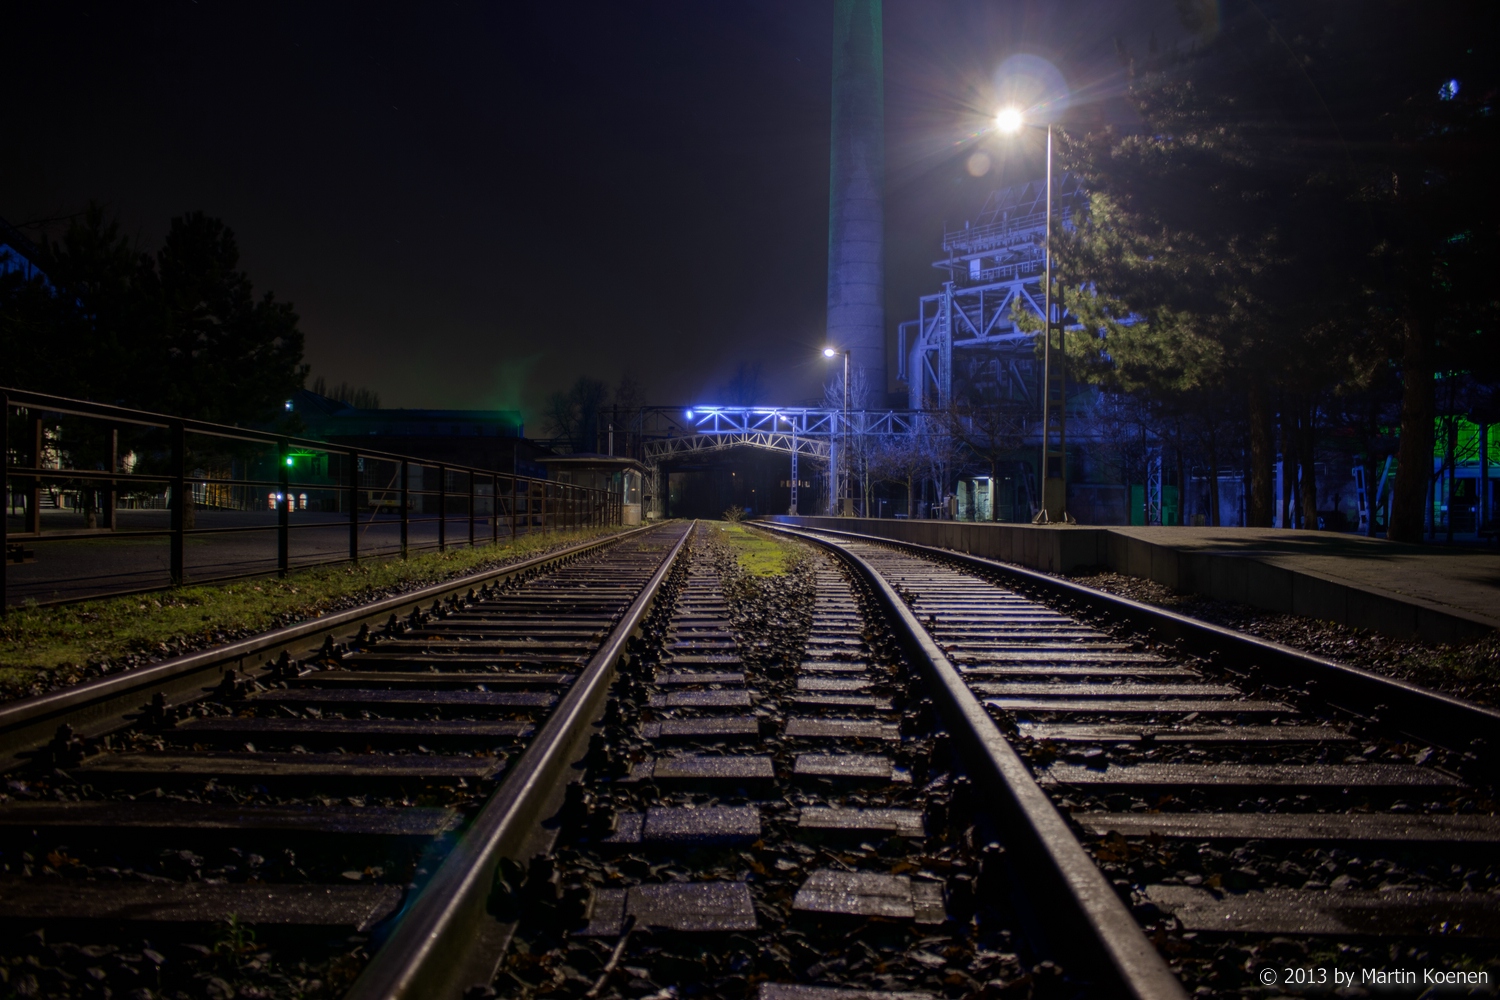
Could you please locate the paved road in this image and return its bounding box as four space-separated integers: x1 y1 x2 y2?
5 510 535 605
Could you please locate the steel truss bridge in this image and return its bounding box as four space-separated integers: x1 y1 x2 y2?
636 407 945 517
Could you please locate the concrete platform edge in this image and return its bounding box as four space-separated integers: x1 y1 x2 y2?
761 516 1496 645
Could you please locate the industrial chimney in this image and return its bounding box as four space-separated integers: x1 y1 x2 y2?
826 0 885 404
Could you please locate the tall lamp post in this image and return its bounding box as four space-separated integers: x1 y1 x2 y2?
996 107 1068 523
824 347 850 515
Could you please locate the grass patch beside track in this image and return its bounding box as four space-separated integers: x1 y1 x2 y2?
711 522 798 577
0 525 633 701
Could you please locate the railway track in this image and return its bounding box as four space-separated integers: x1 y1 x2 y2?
456 523 1184 1000
2 518 1496 999
763 523 1500 997
0 523 690 999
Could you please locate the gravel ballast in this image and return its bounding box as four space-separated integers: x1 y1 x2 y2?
1059 570 1500 710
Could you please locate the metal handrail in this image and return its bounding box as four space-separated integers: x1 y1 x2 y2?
4 387 624 601
942 208 1049 250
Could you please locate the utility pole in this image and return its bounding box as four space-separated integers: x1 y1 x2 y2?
1038 123 1068 522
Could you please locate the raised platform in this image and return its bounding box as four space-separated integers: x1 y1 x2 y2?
763 517 1500 644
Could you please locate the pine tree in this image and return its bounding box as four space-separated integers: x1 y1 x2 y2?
1051 1 1499 537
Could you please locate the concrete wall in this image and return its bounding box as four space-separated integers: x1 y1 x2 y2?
763 516 1110 575
763 515 1495 644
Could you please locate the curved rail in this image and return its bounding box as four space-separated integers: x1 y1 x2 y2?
759 520 1500 997
758 522 1500 777
760 521 1188 1000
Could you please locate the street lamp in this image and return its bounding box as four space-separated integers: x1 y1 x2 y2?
824 347 850 515
996 105 1068 523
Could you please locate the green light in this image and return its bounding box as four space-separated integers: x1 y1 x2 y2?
285 456 294 466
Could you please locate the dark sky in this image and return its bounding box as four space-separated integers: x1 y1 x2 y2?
2 1 1187 419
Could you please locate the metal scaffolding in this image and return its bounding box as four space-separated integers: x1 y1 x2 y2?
897 175 1085 412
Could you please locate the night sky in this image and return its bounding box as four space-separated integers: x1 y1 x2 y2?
2 2 1186 420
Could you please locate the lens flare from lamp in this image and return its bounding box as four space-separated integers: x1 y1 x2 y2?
995 106 1024 133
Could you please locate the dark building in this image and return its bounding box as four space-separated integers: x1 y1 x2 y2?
287 389 551 477
538 455 646 525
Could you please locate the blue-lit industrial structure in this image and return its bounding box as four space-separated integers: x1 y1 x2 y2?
629 173 1095 523
0 218 48 286
898 174 1085 413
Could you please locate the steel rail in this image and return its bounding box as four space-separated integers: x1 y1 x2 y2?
756 522 1500 777
0 524 658 771
345 522 693 1000
760 521 1189 1000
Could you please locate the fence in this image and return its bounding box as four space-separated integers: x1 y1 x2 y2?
3 388 620 605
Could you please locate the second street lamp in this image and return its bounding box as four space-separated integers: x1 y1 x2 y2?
824 347 850 515
996 106 1068 523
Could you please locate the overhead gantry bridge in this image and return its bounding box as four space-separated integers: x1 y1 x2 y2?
635 406 940 518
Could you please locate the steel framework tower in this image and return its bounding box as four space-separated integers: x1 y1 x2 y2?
898 175 1084 411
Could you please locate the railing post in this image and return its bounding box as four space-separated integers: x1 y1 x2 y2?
468 470 475 548
27 412 42 536
348 450 360 563
400 459 410 559
438 464 447 552
511 476 520 540
103 427 118 530
491 474 499 547
2 395 9 603
170 421 186 586
277 438 290 577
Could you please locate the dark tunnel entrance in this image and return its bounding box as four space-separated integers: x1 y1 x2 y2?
661 446 824 520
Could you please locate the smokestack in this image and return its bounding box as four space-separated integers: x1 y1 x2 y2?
826 0 885 405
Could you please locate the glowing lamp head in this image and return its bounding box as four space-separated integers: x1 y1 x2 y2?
823 347 837 358
995 106 1024 133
